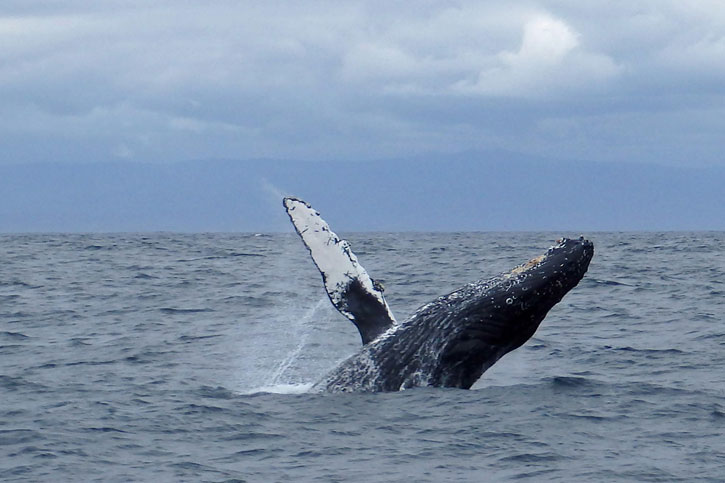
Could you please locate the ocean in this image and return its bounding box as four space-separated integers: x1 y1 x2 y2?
1 232 724 481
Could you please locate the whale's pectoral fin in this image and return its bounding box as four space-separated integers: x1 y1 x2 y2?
283 197 397 344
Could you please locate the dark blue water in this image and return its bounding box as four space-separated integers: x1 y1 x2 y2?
2 232 724 481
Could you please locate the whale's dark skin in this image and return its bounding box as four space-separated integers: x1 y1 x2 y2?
314 238 593 392
283 197 593 393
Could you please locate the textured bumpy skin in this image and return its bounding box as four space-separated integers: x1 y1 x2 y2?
315 238 594 392
284 196 594 393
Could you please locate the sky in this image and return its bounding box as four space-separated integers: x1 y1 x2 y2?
2 1 725 168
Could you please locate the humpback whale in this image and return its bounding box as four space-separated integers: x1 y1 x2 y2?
284 197 593 393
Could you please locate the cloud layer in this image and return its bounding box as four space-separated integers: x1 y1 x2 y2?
1 1 724 165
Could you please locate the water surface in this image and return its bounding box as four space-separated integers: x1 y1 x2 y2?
1 232 724 481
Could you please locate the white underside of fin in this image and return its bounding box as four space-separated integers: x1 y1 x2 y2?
284 197 396 325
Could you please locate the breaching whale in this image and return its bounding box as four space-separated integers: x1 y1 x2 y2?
284 197 593 393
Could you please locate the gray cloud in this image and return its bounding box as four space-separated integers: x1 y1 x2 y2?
1 1 724 165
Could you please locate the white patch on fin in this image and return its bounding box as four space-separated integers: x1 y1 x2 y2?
284 197 397 343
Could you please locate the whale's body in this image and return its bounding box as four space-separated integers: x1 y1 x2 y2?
283 197 593 393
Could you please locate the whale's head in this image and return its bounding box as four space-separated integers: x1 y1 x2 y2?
435 237 594 388
507 236 594 314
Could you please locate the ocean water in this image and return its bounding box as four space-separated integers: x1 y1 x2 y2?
1 232 724 482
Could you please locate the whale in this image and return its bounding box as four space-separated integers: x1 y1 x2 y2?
283 197 593 393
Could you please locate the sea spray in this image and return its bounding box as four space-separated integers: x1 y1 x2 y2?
268 297 328 386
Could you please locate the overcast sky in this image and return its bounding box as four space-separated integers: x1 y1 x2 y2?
1 1 724 167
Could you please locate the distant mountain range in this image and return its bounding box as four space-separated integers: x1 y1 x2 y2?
1 153 723 232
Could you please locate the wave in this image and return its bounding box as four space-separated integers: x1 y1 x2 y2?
243 383 314 395
159 307 214 314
